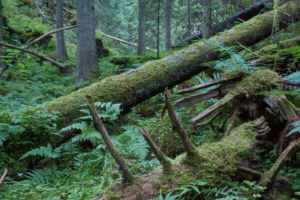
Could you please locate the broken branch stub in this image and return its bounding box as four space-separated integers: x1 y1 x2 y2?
138 127 173 174
86 95 135 185
164 87 200 159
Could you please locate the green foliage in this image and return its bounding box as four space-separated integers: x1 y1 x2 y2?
280 45 300 67
78 101 121 123
19 143 61 160
287 120 300 137
24 163 65 185
111 125 149 161
207 40 256 73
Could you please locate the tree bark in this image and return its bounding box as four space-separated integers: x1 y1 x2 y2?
171 0 272 48
156 0 160 59
76 0 98 83
137 0 147 55
0 0 5 70
56 0 69 61
165 0 171 52
202 0 212 39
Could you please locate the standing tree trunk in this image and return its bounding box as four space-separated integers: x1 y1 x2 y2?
0 0 5 70
76 0 98 83
157 0 160 59
202 0 212 39
137 0 147 55
165 0 171 52
56 0 69 61
187 0 191 37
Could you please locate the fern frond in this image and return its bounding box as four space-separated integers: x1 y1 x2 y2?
287 120 300 137
58 122 87 133
24 163 62 185
19 143 61 160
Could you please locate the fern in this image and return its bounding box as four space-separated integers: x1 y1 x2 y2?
24 163 64 185
206 40 256 73
280 45 300 67
287 120 300 137
19 143 61 160
111 125 149 160
77 102 121 123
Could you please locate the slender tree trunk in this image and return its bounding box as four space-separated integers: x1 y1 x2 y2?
187 0 191 37
97 14 101 31
202 0 212 39
157 0 160 59
0 0 5 70
137 0 146 55
165 0 171 52
76 0 98 83
56 0 69 61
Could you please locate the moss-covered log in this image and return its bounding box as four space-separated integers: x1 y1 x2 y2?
27 1 300 128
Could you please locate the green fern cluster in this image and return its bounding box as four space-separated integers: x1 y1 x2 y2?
280 45 300 68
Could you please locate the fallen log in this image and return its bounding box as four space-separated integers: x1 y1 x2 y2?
40 0 300 128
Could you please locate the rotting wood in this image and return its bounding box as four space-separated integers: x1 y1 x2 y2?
176 75 243 94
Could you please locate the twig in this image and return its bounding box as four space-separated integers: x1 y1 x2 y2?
236 41 261 57
0 168 8 187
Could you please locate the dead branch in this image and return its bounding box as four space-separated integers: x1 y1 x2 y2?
164 87 200 158
0 25 78 76
138 127 173 174
26 25 78 50
176 75 243 94
0 168 8 187
86 95 135 185
259 138 300 188
102 33 157 52
0 42 65 70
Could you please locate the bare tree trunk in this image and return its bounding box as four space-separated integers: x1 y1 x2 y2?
202 0 212 39
187 0 191 37
165 0 171 52
137 0 147 55
56 0 69 61
76 0 98 83
157 0 160 59
0 0 5 70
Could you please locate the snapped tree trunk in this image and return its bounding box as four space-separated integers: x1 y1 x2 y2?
42 0 300 128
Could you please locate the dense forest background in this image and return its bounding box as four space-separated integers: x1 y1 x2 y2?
1 0 300 199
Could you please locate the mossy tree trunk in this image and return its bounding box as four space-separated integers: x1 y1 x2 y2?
43 0 300 129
